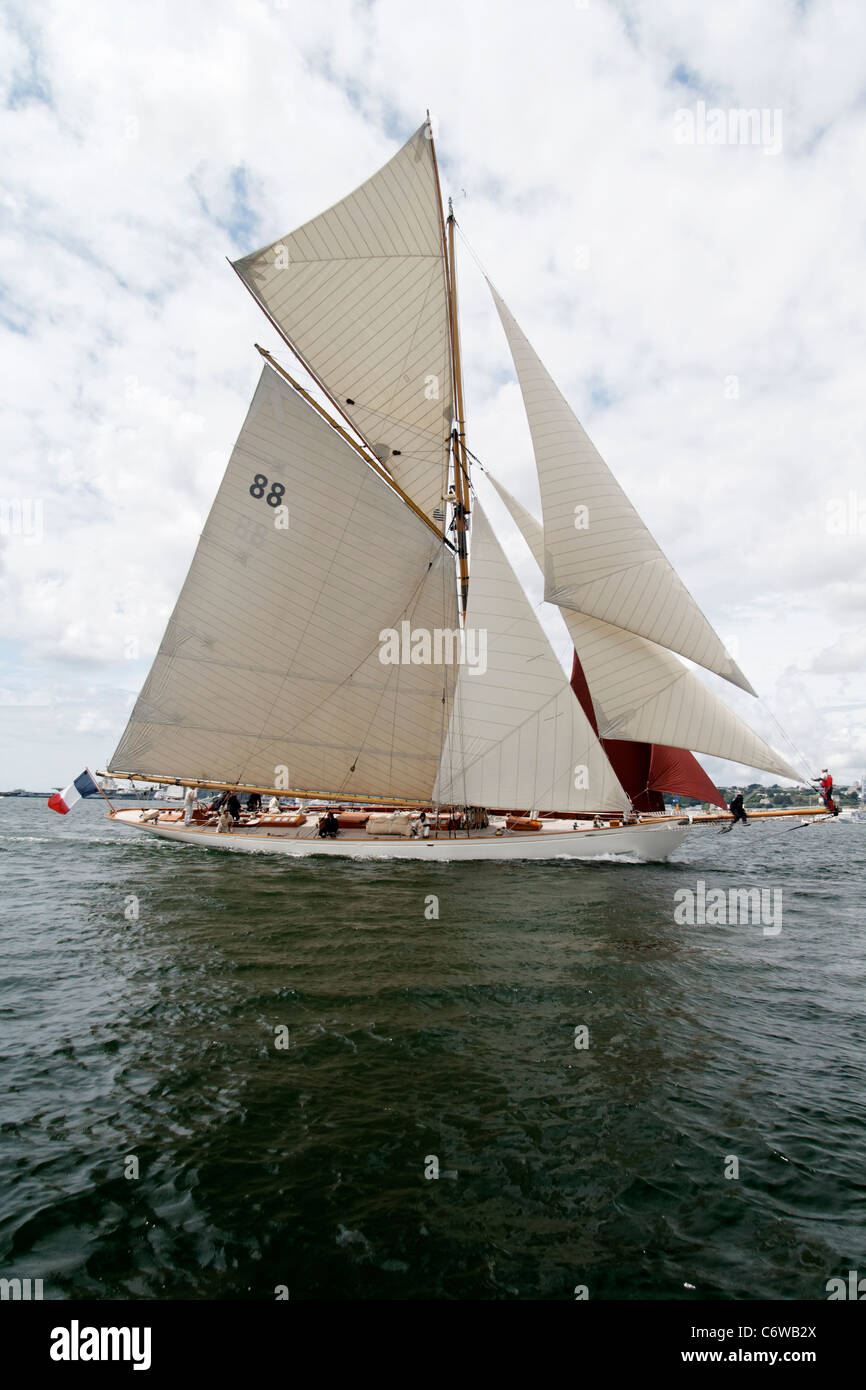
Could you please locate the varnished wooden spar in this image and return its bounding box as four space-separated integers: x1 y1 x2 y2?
227 259 382 469
100 770 434 809
427 112 467 616
679 805 832 823
252 347 447 543
429 110 472 622
445 204 471 622
91 779 117 812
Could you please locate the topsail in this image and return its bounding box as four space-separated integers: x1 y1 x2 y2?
232 125 453 525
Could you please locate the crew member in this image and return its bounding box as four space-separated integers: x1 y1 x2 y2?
318 810 339 839
729 791 748 826
813 768 838 814
226 792 242 823
183 785 197 824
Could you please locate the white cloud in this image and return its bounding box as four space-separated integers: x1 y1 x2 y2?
1 0 864 788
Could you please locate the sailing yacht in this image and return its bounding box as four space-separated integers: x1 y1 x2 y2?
105 121 802 862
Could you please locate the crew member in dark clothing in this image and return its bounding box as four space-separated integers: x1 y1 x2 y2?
210 790 229 813
729 791 749 826
318 810 339 839
246 792 262 814
226 793 242 822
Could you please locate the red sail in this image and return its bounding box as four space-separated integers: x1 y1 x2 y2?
647 743 727 809
569 651 726 811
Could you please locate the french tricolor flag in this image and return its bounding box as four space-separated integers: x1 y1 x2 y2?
48 768 101 815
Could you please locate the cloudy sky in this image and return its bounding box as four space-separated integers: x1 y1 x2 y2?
2 0 864 793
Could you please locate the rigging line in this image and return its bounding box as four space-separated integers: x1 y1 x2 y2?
229 259 385 460
433 543 453 830
753 695 815 783
376 547 452 803
453 440 472 492
257 346 453 548
445 550 463 817
444 435 497 500
263 344 370 449
242 556 441 799
456 228 755 688
465 444 488 471
368 555 448 802
718 811 831 838
335 557 441 795
449 648 468 817
438 632 470 818
454 223 505 301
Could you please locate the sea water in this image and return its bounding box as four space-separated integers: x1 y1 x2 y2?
1 797 863 1300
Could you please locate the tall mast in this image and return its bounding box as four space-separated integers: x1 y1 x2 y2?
446 200 471 622
428 113 471 623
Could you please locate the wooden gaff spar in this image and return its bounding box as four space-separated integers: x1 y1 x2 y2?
105 120 805 862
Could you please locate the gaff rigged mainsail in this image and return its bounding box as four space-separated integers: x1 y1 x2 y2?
231 124 454 526
109 366 459 801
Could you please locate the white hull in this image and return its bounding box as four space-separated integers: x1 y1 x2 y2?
110 810 688 862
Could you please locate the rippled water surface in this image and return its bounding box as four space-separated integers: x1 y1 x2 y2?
1 798 864 1300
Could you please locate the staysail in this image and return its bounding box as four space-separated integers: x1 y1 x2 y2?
232 124 453 525
635 740 727 808
485 473 802 783
109 367 459 801
434 504 631 814
489 285 756 695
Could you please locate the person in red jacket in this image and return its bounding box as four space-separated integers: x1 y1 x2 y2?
813 769 838 814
